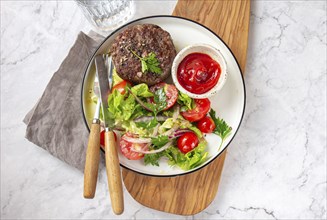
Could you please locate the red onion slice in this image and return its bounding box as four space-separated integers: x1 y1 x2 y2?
122 136 151 144
172 105 180 122
152 124 160 136
127 88 153 112
134 116 168 123
162 124 179 136
169 129 189 138
131 141 173 154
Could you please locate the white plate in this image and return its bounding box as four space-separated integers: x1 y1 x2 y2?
81 16 245 177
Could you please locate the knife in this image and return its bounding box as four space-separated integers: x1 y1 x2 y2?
95 54 124 215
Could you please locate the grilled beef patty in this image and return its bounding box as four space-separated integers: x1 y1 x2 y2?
110 24 176 85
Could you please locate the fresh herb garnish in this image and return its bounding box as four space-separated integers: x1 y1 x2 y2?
153 87 167 111
143 87 167 115
151 135 169 149
144 152 164 166
135 117 158 129
209 109 232 150
144 135 170 166
130 50 162 74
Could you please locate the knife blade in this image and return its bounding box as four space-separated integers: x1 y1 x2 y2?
94 54 124 215
95 55 112 129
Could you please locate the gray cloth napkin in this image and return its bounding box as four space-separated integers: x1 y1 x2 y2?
24 31 105 172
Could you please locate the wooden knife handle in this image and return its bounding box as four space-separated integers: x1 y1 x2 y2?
83 120 101 199
105 130 124 215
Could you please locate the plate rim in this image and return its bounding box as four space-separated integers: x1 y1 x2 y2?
81 15 246 177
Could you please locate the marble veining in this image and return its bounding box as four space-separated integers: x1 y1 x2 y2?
1 1 326 219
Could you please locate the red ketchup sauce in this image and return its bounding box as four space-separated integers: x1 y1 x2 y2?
177 53 221 94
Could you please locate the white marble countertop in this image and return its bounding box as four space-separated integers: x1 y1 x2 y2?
1 1 326 219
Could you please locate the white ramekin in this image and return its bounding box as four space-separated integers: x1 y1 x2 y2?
171 44 227 99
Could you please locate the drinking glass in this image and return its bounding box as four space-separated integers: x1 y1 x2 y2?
76 0 135 31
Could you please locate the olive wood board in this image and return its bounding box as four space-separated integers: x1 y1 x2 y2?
121 0 250 215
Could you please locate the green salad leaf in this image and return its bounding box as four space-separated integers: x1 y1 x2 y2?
153 87 167 111
177 92 194 111
106 83 213 171
130 83 154 98
112 68 123 85
135 117 158 129
108 83 156 124
187 125 203 138
209 109 232 150
107 89 140 123
144 152 165 166
144 138 208 170
158 118 175 133
143 87 167 115
167 139 208 170
130 104 148 120
151 135 169 149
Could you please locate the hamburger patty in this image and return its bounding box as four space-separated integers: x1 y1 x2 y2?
110 24 176 85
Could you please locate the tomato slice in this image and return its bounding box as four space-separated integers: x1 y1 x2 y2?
100 130 117 150
177 132 199 154
181 98 211 122
197 116 216 133
112 80 131 95
119 133 146 160
149 83 178 110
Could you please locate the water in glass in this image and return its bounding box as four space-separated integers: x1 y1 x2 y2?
76 0 134 31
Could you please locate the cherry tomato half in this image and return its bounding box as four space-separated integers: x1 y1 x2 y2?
100 130 117 150
181 98 211 122
177 132 199 154
119 133 146 160
112 80 131 95
149 83 178 110
197 116 216 133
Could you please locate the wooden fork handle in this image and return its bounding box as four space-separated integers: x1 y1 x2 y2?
83 119 101 199
105 129 124 215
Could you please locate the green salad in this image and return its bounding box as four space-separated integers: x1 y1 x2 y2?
95 72 232 171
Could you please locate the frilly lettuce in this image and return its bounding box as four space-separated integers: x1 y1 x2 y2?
167 139 208 170
112 68 123 85
177 91 194 111
144 138 209 170
107 83 153 124
130 83 154 97
108 89 137 122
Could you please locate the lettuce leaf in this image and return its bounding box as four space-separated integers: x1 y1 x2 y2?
144 138 209 170
187 125 203 138
130 83 154 98
142 87 167 114
151 135 169 149
165 139 208 170
108 89 140 122
112 68 123 86
144 152 165 166
135 117 158 129
108 83 155 123
177 92 194 110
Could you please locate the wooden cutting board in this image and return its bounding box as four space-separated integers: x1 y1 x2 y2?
122 0 250 215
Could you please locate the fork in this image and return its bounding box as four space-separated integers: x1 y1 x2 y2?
83 73 102 199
